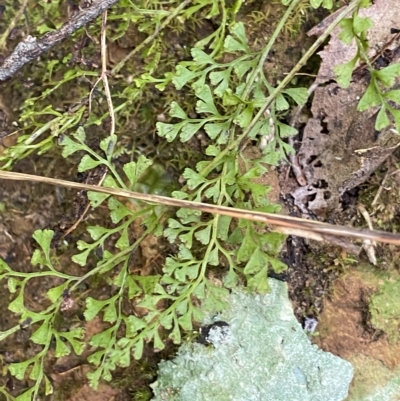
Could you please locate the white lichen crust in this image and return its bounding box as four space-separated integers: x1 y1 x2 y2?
151 279 354 401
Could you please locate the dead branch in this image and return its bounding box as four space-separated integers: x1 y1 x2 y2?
0 0 120 82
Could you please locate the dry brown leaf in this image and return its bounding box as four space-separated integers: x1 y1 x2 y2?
293 77 400 215
289 0 400 216
308 0 400 84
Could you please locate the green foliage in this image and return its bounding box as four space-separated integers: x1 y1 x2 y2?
0 0 396 399
333 5 400 131
0 229 78 399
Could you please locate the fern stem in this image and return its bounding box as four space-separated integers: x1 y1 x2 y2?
242 0 302 101
199 0 362 179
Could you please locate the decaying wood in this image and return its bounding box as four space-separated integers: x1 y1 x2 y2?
0 0 120 82
0 170 400 245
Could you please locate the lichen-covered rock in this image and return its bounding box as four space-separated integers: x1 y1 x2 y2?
151 279 353 401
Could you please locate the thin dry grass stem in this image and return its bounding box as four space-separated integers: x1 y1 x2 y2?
371 170 390 207
89 10 115 137
75 11 112 239
372 165 400 207
358 204 377 265
100 10 115 137
1 170 400 245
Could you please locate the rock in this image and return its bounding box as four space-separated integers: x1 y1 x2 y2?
151 279 353 401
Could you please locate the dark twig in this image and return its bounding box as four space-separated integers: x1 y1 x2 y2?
0 0 120 82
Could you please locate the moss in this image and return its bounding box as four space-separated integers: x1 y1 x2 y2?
369 276 400 344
